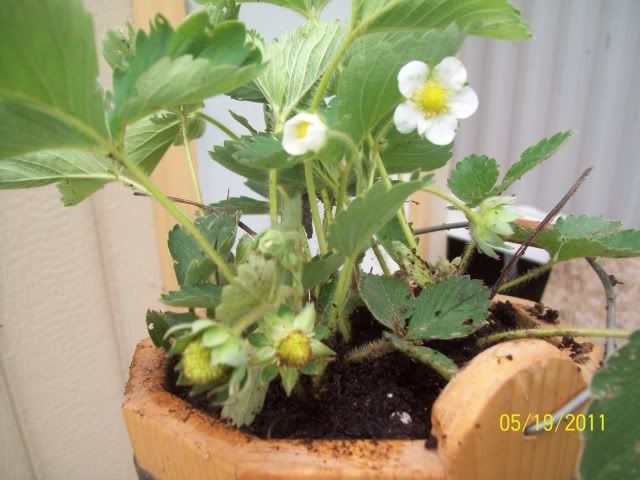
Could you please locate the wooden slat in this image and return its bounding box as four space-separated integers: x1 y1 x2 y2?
132 0 196 293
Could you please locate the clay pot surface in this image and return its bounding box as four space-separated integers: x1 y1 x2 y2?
123 295 601 480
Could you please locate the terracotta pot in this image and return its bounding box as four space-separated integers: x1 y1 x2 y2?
123 295 601 480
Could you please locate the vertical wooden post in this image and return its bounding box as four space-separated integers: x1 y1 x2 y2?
410 165 451 263
132 0 197 293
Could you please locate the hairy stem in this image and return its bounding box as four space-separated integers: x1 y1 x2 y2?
345 338 394 363
114 149 235 283
180 111 203 204
375 154 418 251
496 262 556 293
371 241 391 276
320 188 332 229
269 169 278 225
478 327 631 347
328 256 356 339
196 112 239 141
457 241 475 275
304 161 328 254
586 257 618 358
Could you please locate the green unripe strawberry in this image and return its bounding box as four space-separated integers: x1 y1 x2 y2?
182 341 230 385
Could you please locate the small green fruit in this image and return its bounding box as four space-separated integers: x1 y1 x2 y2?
277 330 312 368
182 341 230 385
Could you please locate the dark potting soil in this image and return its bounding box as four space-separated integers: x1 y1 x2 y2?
168 301 523 440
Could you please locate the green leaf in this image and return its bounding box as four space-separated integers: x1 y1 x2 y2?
126 115 184 174
168 212 238 287
228 110 257 135
221 366 269 426
210 138 306 189
375 215 406 263
302 254 345 291
493 130 574 195
146 310 197 350
407 276 490 340
352 0 530 40
228 0 331 20
381 129 452 174
215 254 279 325
358 273 415 331
0 113 184 205
329 180 422 257
255 21 345 123
448 155 500 206
102 25 136 72
579 330 640 480
0 150 112 191
337 26 464 144
0 0 107 158
235 134 298 170
110 16 262 134
160 284 223 309
209 196 270 215
513 215 640 262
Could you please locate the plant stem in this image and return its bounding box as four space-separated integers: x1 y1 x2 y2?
423 186 478 222
478 327 631 347
113 149 235 283
328 255 355 338
345 338 394 363
304 161 328 254
496 262 556 293
375 154 418 251
196 112 239 141
310 29 357 111
336 156 352 212
586 257 618 358
320 188 332 229
414 221 470 235
371 241 391 276
457 241 475 275
269 169 278 225
180 112 203 204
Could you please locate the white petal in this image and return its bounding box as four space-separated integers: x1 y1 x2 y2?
422 114 458 146
304 122 328 153
434 57 467 91
397 60 429 98
393 102 422 134
448 86 478 119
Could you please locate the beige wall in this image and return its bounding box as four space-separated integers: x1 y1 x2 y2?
0 1 162 478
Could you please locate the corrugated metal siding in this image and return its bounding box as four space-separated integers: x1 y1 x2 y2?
455 0 640 227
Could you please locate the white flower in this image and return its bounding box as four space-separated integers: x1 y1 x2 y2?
282 113 327 155
393 57 478 146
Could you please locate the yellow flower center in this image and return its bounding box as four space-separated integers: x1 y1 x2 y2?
416 81 449 116
277 330 312 368
295 121 311 139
